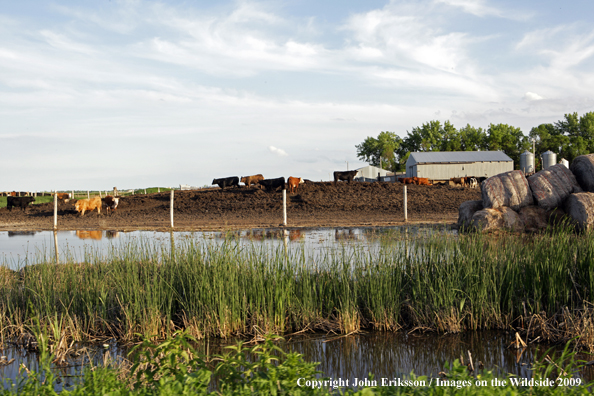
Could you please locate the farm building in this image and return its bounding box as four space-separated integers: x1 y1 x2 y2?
405 151 513 180
354 165 393 182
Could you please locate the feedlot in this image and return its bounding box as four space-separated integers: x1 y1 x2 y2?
0 182 482 231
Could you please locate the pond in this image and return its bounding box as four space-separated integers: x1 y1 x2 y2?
0 225 455 270
2 330 591 392
1 225 590 392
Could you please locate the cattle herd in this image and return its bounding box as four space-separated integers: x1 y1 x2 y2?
3 170 482 217
211 175 305 193
4 193 119 216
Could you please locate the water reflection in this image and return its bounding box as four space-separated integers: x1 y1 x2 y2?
7 231 36 237
0 225 455 270
3 331 591 392
75 230 120 240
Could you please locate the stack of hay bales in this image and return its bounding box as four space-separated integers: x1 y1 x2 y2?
458 162 588 233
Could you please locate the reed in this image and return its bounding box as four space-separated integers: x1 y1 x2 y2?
1 226 594 351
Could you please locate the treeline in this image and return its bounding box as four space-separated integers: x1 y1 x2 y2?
356 112 594 172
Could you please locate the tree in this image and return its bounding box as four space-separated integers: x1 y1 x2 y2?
458 124 487 151
485 123 529 169
528 123 569 159
554 112 594 161
355 131 403 171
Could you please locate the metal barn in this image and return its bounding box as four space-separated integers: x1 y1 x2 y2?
354 165 392 182
405 151 513 180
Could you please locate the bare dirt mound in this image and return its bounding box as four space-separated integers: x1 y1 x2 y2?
0 182 482 231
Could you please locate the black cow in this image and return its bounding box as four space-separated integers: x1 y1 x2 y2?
333 170 358 184
7 196 35 211
212 176 240 189
258 177 286 192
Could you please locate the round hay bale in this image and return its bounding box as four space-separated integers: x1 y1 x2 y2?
527 163 582 211
482 170 533 212
564 192 594 231
570 154 594 192
471 206 524 233
457 200 484 231
518 205 548 232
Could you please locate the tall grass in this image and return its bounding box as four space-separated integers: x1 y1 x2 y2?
1 227 594 349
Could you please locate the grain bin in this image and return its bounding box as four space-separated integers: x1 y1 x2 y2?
559 158 569 168
542 150 557 170
520 151 535 174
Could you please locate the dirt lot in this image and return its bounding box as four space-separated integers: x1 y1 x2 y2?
0 182 482 231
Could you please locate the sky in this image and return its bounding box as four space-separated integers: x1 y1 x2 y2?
2 0 594 190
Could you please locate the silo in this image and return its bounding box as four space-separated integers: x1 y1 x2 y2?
542 150 557 169
559 158 569 168
520 150 535 174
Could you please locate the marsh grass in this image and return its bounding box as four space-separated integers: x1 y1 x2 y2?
2 226 594 350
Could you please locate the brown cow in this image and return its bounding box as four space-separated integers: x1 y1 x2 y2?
74 197 102 216
399 177 415 184
414 177 432 185
54 192 71 201
287 177 304 193
240 174 264 188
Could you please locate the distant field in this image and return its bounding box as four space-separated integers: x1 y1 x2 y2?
0 188 179 208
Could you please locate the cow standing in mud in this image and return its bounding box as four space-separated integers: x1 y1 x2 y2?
287 177 304 194
333 170 358 185
240 174 264 188
212 177 240 189
6 196 35 211
75 197 102 216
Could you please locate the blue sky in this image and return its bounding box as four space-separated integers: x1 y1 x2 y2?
2 0 594 190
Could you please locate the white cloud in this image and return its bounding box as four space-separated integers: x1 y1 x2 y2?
268 146 288 156
524 92 543 101
434 0 501 18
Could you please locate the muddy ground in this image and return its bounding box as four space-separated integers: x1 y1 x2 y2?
0 181 482 231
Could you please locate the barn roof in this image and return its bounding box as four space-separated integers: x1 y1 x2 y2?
408 151 512 164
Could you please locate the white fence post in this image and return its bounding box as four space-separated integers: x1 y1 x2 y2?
53 191 58 230
283 189 287 226
87 191 90 199
404 185 407 222
170 189 174 228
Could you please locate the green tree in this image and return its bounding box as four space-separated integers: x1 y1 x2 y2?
459 124 488 151
485 123 529 169
529 123 570 161
554 112 594 161
355 131 402 171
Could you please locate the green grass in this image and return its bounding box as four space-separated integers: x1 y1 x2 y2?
1 227 594 349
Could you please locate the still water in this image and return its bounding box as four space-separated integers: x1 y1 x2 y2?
2 331 590 392
0 225 455 269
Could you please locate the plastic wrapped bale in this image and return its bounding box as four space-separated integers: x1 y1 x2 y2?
518 206 548 232
471 207 525 233
570 154 594 192
482 170 533 212
527 164 582 211
457 200 484 231
564 192 594 230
